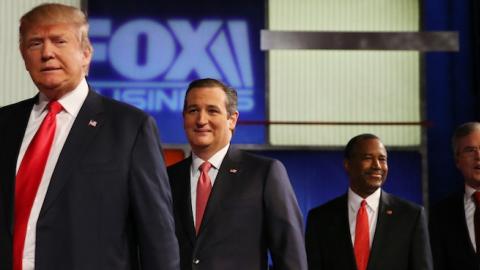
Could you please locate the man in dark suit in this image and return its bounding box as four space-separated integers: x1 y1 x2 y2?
0 4 179 270
168 78 307 270
429 122 480 270
305 134 432 270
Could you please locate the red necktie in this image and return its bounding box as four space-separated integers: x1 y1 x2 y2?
473 191 480 255
195 162 212 235
13 101 63 270
354 200 370 270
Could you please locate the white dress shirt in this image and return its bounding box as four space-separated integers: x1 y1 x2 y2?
190 144 230 227
16 78 89 270
464 184 478 252
348 187 381 247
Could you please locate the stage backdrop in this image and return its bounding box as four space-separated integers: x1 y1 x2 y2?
87 0 265 144
87 0 424 214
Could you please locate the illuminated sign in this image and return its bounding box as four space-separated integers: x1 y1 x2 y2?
88 17 264 144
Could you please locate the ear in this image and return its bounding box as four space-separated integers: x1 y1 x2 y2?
19 45 29 71
228 111 239 131
454 154 461 169
82 46 93 74
343 159 350 173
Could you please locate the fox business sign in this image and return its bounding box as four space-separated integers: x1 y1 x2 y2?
88 17 265 144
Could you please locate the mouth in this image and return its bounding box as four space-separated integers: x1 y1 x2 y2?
366 171 384 179
194 128 211 134
41 67 61 72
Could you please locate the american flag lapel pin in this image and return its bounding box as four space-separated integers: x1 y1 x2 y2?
229 168 238 174
386 210 393 215
88 120 97 127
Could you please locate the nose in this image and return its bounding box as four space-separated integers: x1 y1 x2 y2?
371 158 381 169
41 41 55 61
474 148 480 160
196 110 208 125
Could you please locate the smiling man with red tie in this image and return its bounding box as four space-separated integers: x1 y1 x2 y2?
305 134 432 270
167 78 307 270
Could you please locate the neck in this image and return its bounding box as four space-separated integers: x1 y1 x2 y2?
351 187 378 199
192 143 229 161
194 151 213 161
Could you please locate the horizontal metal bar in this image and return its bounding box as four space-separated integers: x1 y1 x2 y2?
237 120 432 126
261 30 459 51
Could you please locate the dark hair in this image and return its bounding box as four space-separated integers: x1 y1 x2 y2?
452 122 480 155
183 78 238 116
344 133 381 159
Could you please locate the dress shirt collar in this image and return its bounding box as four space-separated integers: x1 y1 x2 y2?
191 143 230 172
36 78 89 117
465 184 478 204
348 187 381 213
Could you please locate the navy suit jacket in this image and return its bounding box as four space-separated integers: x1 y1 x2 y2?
429 192 480 270
0 89 179 270
305 191 432 270
168 147 307 270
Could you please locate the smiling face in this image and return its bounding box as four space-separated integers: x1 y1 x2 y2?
344 138 388 198
183 86 239 160
20 23 92 100
455 129 480 189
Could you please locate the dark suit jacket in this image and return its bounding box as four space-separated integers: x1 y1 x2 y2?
0 89 179 270
167 147 307 270
305 191 432 270
429 192 480 270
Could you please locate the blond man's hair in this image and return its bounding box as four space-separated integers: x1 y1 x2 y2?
19 3 92 53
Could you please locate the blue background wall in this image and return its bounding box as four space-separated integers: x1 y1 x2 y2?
424 0 479 204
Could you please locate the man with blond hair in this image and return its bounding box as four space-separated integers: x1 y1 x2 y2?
0 3 179 270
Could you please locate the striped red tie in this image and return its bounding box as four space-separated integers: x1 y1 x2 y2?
195 162 212 235
13 101 62 270
354 200 370 270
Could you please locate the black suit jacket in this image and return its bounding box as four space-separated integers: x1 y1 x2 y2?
305 191 432 270
429 192 480 270
168 147 307 270
0 90 179 270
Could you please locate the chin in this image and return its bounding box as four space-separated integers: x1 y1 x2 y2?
190 140 211 149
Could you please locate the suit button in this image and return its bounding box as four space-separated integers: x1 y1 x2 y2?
193 258 200 264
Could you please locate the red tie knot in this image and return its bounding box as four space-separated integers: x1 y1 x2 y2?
48 100 63 115
473 191 480 206
360 200 367 208
199 162 212 173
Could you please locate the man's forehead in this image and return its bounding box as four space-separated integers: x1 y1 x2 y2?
24 23 76 35
187 87 226 101
186 103 221 108
189 86 224 95
353 139 387 154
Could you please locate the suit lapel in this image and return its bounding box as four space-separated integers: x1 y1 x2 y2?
368 191 394 270
39 90 104 217
338 194 357 269
177 157 196 245
1 98 35 235
196 147 242 237
454 192 477 255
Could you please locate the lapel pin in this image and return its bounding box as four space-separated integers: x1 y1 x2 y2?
386 210 393 215
88 120 98 127
229 168 238 174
